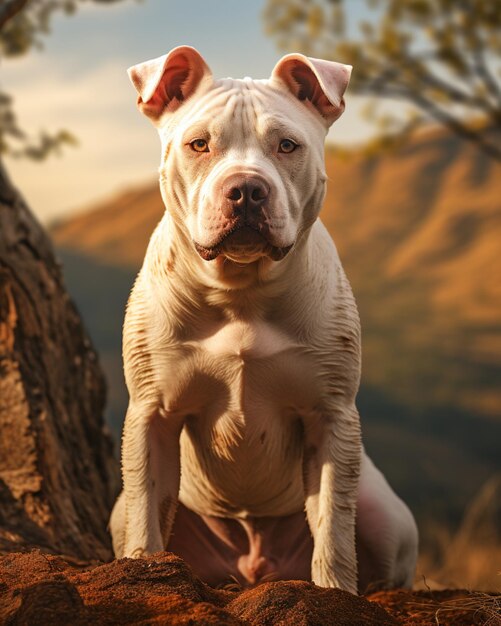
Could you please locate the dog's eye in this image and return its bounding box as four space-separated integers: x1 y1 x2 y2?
278 139 298 154
190 139 209 153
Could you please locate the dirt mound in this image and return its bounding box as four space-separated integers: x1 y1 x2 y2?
2 550 497 625
227 580 396 625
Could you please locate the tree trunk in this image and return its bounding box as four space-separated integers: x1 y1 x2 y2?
0 161 119 561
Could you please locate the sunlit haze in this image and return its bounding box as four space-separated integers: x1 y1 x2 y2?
3 0 392 223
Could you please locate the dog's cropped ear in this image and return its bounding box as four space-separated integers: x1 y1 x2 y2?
128 46 212 123
271 54 351 125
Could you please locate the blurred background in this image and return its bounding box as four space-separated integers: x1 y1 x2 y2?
1 0 500 591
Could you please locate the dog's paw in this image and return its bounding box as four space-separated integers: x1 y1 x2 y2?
123 539 163 559
126 547 149 559
311 557 357 594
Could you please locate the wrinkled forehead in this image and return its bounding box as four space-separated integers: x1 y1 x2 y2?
164 77 326 143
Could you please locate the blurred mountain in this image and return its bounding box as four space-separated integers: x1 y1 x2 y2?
52 185 163 269
51 126 501 539
323 128 501 420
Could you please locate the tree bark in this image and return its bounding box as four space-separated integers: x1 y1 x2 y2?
0 161 119 561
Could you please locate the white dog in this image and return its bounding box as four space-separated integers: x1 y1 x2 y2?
110 46 418 595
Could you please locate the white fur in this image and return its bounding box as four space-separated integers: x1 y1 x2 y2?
110 47 418 594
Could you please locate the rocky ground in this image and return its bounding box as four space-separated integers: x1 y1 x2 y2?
1 550 499 625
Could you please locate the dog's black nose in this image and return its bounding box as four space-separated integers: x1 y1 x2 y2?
223 176 269 217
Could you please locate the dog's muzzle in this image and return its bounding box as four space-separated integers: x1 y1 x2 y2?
194 226 293 262
194 174 293 262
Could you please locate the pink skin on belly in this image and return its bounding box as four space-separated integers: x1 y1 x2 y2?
167 502 387 592
167 503 313 586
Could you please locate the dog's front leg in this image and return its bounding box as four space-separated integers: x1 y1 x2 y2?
303 405 361 594
121 400 183 558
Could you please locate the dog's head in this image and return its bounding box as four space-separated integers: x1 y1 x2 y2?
129 46 351 267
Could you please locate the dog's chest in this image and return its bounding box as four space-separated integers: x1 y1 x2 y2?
167 318 320 517
198 318 294 359
165 317 319 408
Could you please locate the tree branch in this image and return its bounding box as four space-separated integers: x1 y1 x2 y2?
367 52 495 115
355 80 501 160
0 0 30 29
469 33 501 111
398 89 501 160
455 0 501 109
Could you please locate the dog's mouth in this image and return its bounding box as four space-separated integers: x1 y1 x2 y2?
194 225 293 262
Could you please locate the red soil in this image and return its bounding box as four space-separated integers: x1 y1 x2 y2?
0 550 498 625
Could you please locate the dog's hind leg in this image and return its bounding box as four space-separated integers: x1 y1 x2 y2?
356 452 418 593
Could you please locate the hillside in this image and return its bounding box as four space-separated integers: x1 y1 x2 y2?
51 127 501 561
322 129 501 419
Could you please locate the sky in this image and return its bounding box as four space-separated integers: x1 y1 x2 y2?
2 0 387 224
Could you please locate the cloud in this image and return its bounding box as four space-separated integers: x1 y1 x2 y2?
4 55 160 223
